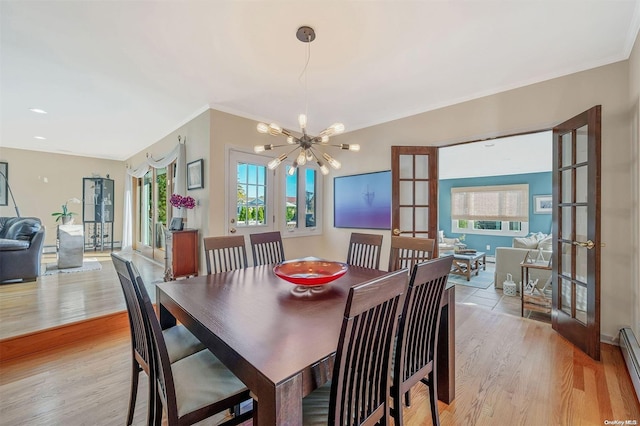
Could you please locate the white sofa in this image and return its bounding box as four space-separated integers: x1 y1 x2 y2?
494 233 552 290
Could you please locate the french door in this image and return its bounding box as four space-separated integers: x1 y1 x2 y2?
390 146 439 248
227 149 276 240
552 105 602 360
135 164 173 263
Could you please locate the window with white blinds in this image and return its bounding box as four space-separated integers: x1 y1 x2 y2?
451 184 529 222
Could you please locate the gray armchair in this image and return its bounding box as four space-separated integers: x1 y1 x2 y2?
0 217 45 283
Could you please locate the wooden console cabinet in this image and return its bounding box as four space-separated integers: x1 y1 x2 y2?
164 229 198 281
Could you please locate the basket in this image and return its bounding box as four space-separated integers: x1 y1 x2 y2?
503 273 518 297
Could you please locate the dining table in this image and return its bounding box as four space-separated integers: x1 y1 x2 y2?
157 263 455 425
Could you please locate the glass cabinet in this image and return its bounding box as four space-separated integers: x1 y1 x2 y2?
83 177 114 251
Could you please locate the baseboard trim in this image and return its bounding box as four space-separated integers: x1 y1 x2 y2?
0 310 129 362
619 327 640 402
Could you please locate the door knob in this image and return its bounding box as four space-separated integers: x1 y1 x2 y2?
572 240 595 250
392 228 402 236
229 228 237 234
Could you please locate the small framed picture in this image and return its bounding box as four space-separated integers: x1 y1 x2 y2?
169 217 184 231
187 159 204 190
534 195 552 214
0 162 7 206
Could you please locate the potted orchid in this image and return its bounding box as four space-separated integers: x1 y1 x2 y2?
52 198 82 225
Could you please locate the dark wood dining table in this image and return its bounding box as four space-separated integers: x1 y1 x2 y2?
157 263 455 425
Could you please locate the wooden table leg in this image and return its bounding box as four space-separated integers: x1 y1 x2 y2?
255 374 303 425
437 286 455 403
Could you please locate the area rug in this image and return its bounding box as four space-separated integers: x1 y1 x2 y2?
43 258 102 275
448 267 494 289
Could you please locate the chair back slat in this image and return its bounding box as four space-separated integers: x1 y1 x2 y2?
346 232 383 269
388 236 435 272
395 256 453 392
112 253 151 372
249 231 285 266
203 235 248 274
329 269 407 426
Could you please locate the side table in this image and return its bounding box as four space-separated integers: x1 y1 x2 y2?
520 260 552 316
58 224 84 269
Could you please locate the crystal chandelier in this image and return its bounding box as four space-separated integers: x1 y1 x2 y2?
254 26 359 176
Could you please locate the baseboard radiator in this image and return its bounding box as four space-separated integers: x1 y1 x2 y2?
619 327 640 401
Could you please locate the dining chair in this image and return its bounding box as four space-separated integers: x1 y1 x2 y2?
115 255 254 426
112 253 206 426
249 231 285 266
301 269 408 425
203 235 248 274
391 256 453 426
346 232 383 269
388 235 436 272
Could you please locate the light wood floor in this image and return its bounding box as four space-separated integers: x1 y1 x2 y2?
0 304 638 425
0 251 163 340
1 254 636 424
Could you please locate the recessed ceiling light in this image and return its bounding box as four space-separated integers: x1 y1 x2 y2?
34 136 46 140
29 108 47 114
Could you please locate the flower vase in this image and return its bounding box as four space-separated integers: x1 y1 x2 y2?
180 210 187 229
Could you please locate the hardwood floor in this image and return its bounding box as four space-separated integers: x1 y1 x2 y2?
0 255 637 424
0 251 163 340
0 304 638 425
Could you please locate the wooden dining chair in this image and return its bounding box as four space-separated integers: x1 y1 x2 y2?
139 278 253 426
301 269 408 425
112 253 206 426
346 232 383 269
391 256 453 426
388 235 436 272
249 231 285 266
116 255 254 426
203 235 248 274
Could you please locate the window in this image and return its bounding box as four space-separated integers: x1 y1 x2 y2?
451 184 529 236
285 165 318 233
236 163 267 227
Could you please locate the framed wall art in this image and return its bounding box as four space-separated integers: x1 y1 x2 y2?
533 195 552 214
334 170 391 229
187 159 204 190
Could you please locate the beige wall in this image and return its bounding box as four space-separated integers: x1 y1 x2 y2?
0 147 124 248
209 110 325 259
629 30 640 339
327 60 632 342
126 109 211 266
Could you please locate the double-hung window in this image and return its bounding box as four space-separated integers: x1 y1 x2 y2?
451 184 529 236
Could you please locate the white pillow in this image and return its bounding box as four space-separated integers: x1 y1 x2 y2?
537 235 553 251
513 235 539 249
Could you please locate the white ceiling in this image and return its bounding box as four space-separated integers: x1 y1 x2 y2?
1 1 638 161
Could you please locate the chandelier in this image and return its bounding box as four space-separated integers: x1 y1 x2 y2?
254 26 359 176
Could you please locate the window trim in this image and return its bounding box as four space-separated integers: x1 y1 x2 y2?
225 146 323 239
451 219 529 237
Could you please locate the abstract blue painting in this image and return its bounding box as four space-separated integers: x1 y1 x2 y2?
334 170 391 229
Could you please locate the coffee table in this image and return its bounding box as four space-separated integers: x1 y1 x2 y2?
450 251 486 281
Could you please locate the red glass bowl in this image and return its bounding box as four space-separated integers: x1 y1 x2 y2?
273 258 349 286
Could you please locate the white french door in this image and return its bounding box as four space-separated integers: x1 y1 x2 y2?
227 149 276 239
